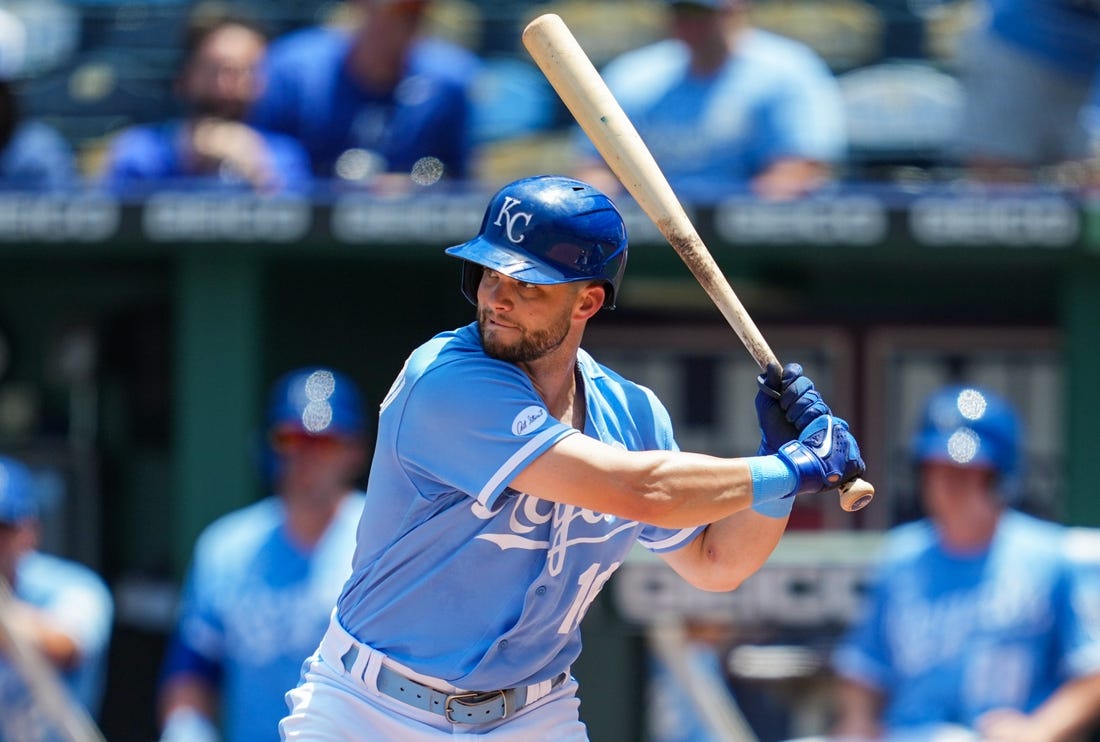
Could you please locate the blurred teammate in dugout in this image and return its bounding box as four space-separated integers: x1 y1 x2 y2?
824 385 1100 742
0 454 114 740
156 367 368 742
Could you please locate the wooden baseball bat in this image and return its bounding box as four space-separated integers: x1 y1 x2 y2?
522 13 874 512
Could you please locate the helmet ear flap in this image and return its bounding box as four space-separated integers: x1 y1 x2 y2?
460 262 483 306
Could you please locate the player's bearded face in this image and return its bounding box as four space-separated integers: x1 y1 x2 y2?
477 302 572 363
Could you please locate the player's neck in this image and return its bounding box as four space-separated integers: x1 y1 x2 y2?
938 508 1001 554
522 355 584 428
283 490 347 548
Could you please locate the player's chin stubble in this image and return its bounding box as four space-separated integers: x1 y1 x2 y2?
478 308 571 363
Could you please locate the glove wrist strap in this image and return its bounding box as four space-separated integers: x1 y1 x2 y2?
747 455 796 518
777 440 825 496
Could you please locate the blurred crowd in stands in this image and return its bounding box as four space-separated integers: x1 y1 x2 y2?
0 0 1096 198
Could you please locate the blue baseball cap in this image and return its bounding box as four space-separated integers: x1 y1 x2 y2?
0 455 38 524
911 385 1020 479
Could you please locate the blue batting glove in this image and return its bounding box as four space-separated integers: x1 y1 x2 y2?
775 415 865 496
754 362 832 455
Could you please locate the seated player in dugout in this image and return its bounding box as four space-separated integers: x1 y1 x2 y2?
0 454 114 736
278 174 866 741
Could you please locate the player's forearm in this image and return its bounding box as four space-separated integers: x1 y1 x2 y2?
1008 673 1100 742
518 435 760 527
831 678 885 740
637 451 761 528
6 601 81 670
30 624 80 670
158 674 219 727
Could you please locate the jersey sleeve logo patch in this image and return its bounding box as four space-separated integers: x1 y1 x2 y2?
512 405 548 436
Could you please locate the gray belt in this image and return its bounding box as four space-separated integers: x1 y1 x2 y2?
374 664 568 724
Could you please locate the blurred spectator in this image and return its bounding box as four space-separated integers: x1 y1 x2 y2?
1084 71 1100 185
0 454 114 736
955 0 1100 183
99 6 312 195
829 385 1100 742
572 0 846 201
248 0 481 189
156 368 367 742
0 8 77 190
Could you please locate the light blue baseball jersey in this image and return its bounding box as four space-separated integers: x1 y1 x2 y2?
0 552 113 742
832 511 1100 731
336 322 702 691
166 493 364 742
574 29 845 199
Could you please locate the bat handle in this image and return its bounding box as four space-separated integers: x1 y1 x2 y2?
839 477 874 512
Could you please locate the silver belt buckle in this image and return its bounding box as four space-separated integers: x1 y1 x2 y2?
444 689 508 723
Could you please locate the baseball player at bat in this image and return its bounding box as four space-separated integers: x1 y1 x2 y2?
280 175 865 741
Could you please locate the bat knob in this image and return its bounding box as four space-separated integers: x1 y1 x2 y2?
839 477 874 512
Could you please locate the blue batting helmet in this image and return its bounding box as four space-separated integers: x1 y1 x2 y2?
445 175 628 308
911 385 1020 481
267 367 365 438
0 455 38 524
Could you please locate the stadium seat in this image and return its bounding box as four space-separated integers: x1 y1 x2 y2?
18 46 176 149
837 60 964 181
751 0 885 72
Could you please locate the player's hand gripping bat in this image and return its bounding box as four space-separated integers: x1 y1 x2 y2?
522 13 874 512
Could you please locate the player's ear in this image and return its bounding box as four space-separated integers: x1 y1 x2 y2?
575 282 605 319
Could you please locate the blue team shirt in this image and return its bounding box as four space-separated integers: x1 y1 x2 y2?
100 120 313 195
336 323 701 690
0 552 113 742
576 29 845 199
248 26 479 181
164 493 364 742
986 0 1100 79
832 511 1100 731
0 122 77 190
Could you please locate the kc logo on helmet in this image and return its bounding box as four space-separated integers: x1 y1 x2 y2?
493 196 533 244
